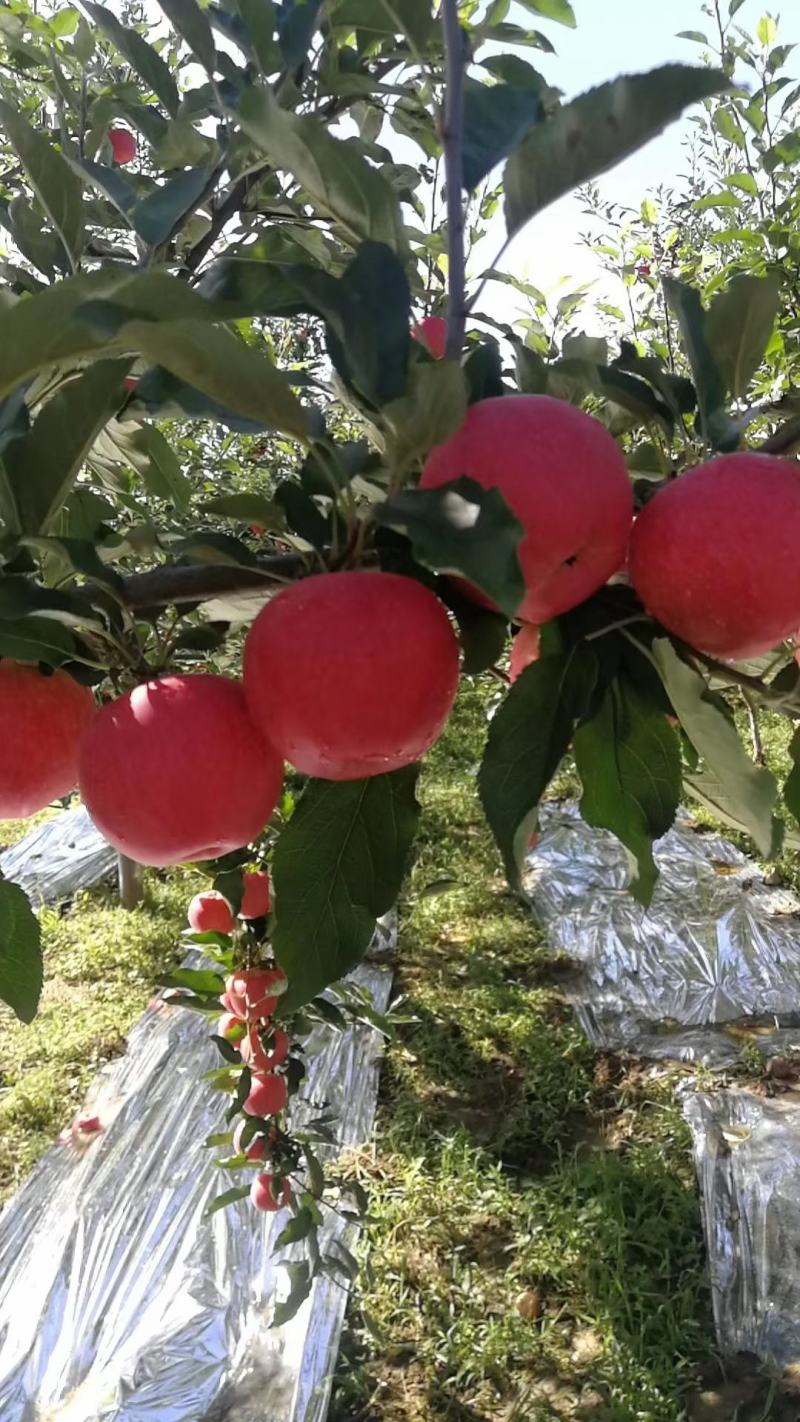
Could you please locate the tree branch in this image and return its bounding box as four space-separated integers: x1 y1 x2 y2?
120 554 306 610
440 0 467 359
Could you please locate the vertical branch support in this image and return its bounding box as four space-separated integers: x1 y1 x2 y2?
440 0 467 359
118 853 145 910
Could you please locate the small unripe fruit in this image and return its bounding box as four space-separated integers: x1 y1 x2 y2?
0 662 95 818
629 453 800 659
243 1073 289 1117
411 314 448 359
218 1012 246 1045
250 1172 291 1212
421 395 633 623
239 870 270 919
79 675 283 866
108 127 136 165
244 572 460 779
510 624 540 682
188 890 235 935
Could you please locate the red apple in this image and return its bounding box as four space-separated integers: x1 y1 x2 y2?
411 314 448 359
510 624 540 682
243 1072 288 1117
420 395 633 623
0 662 95 819
250 1172 290 1211
188 890 235 935
79 674 283 866
243 572 460 779
629 453 800 659
108 128 136 165
239 870 270 919
241 1025 289 1073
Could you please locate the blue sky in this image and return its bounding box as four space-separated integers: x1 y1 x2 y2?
481 0 799 315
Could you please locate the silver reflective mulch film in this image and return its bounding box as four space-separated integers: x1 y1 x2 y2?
0 812 392 1421
0 803 117 902
525 804 800 1066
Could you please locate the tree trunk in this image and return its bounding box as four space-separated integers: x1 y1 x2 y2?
118 853 144 910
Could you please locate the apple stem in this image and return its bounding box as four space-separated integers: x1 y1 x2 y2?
440 0 467 360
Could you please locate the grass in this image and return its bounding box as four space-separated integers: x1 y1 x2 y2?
330 681 717 1422
0 812 200 1204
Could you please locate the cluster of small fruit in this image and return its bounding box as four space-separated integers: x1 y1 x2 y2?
187 872 296 1214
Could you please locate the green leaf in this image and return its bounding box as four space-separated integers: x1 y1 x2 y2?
783 728 800 836
762 126 800 172
207 1185 250 1214
756 15 778 48
234 0 280 71
133 168 213 246
115 319 309 440
504 65 729 237
330 0 436 49
274 1206 316 1248
382 360 467 468
201 492 283 527
449 599 508 675
104 422 192 510
72 157 138 220
0 617 76 664
303 1142 325 1198
705 273 780 399
236 84 407 255
21 535 124 595
0 99 84 270
662 276 732 448
327 241 411 407
676 29 708 43
462 78 541 191
273 767 421 1011
273 1261 313 1326
0 879 42 1023
160 967 226 994
156 0 216 72
652 639 778 857
84 3 179 115
278 0 322 66
479 650 597 889
573 677 681 904
3 361 130 533
517 0 575 25
376 477 524 618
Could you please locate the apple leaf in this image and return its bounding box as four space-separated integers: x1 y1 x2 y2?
573 675 681 904
0 879 43 1023
479 649 597 889
273 767 420 1011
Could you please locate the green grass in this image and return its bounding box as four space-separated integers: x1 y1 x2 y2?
0 829 200 1203
330 682 716 1422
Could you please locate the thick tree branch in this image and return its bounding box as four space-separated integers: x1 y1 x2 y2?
440 0 467 359
120 554 306 610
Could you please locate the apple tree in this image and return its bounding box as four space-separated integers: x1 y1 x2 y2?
0 0 799 1276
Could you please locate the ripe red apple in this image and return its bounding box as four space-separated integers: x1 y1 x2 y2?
79 674 283 866
188 890 236 935
243 1072 289 1117
250 1172 290 1212
241 1026 289 1073
225 967 285 1018
243 571 460 779
629 453 800 660
420 395 633 623
0 662 95 818
239 870 270 919
411 314 448 359
108 127 136 165
510 624 540 682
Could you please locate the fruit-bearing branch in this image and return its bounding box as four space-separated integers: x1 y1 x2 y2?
440 0 467 359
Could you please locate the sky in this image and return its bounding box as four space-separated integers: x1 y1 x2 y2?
479 0 799 321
